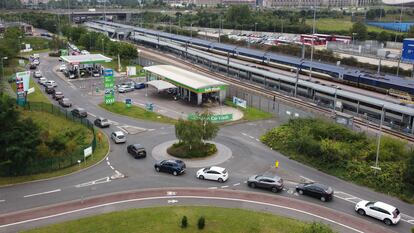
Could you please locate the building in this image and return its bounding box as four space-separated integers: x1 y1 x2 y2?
20 0 51 4
267 0 378 8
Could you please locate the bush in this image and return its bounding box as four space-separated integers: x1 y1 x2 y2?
198 216 205 230
302 222 335 233
167 142 217 158
181 216 188 228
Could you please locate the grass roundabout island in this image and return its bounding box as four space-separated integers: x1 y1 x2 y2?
167 142 217 158
23 206 335 233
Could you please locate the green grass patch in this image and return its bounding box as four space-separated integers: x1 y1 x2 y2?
21 37 50 51
99 101 177 124
0 111 109 186
22 206 335 233
20 49 51 56
10 78 51 104
225 99 273 121
167 142 217 158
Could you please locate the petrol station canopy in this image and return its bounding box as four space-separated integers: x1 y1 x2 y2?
60 54 112 65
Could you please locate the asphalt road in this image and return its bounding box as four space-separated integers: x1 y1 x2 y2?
0 53 413 233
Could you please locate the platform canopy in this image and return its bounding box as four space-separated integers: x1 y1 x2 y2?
146 80 176 91
144 65 227 94
60 54 112 65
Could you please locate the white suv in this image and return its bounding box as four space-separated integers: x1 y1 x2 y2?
355 200 401 225
196 166 229 183
111 131 126 144
44 80 57 87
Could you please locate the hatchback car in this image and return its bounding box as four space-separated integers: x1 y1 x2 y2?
296 182 334 202
45 86 55 95
53 91 64 100
111 131 126 144
44 80 57 87
94 117 110 128
33 71 42 78
127 144 147 159
247 175 284 193
38 77 47 85
58 98 72 108
196 166 228 183
355 201 401 225
71 108 87 118
154 159 186 176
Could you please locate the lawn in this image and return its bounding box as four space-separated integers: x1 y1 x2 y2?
11 77 51 104
0 111 109 186
99 101 177 124
22 206 333 233
225 99 273 121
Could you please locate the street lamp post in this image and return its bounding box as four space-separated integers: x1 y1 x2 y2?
372 105 385 173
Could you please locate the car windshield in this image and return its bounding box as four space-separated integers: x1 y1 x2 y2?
203 167 210 172
101 119 108 123
117 135 125 139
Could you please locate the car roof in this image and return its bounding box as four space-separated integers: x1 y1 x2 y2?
55 91 63 94
75 107 85 111
305 182 330 190
374 202 397 212
209 166 226 173
113 131 124 135
132 144 144 148
98 117 107 120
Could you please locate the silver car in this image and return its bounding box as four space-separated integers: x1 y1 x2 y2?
111 131 126 144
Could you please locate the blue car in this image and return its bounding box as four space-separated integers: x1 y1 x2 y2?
134 82 146 89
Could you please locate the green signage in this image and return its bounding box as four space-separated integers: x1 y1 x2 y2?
60 49 68 56
103 69 115 105
196 85 227 93
188 113 233 122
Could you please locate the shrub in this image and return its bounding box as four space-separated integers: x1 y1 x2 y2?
198 216 205 230
302 222 335 233
181 216 188 228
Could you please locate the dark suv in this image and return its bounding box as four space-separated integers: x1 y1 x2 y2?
296 182 334 202
45 86 55 95
71 108 87 118
247 175 284 193
127 144 147 159
154 159 186 176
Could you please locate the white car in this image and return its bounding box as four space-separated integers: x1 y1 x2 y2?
59 64 66 72
355 200 401 225
44 80 57 87
196 166 228 183
33 71 42 78
38 77 47 85
111 131 126 144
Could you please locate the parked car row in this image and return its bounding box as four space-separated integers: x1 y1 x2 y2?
116 81 146 93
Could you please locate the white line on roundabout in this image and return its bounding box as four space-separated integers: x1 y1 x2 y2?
23 189 61 198
0 195 364 233
0 200 5 203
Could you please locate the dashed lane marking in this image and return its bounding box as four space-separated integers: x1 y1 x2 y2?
23 189 61 198
299 176 314 182
167 199 178 204
0 200 5 203
221 185 229 189
208 187 218 189
75 177 111 188
109 166 114 170
233 183 240 186
248 136 255 139
241 133 248 136
88 113 96 118
106 157 109 161
116 126 129 134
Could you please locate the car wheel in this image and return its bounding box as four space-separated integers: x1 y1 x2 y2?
384 218 392 225
173 171 178 176
218 178 224 183
320 196 326 202
249 182 256 188
271 187 278 193
298 190 304 195
357 209 365 216
199 175 204 180
155 167 160 172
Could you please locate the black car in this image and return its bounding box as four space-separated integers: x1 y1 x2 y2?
71 108 87 118
127 144 147 159
45 86 55 95
296 182 334 202
29 64 37 70
94 117 110 128
247 175 284 193
154 159 186 176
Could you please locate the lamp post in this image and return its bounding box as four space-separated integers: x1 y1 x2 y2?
1 57 8 82
254 22 258 34
372 104 385 173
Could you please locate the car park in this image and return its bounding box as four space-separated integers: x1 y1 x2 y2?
38 77 47 85
154 159 186 176
71 108 87 118
52 91 64 100
111 131 126 144
355 201 401 225
59 98 72 108
44 80 57 87
45 86 55 95
33 71 42 78
247 175 284 193
127 144 147 159
94 117 110 128
296 182 334 202
196 166 228 183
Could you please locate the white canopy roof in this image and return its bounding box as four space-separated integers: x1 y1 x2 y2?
146 80 176 91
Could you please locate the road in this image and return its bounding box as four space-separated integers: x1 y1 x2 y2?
0 53 413 233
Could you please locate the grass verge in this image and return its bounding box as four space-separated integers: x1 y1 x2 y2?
0 111 109 186
22 206 334 233
99 101 177 124
167 142 217 158
225 99 273 121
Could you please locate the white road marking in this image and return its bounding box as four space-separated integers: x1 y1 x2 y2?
233 183 240 186
88 113 96 118
166 191 176 196
407 220 414 224
116 126 129 134
108 120 119 126
167 199 178 204
299 176 314 182
23 189 61 198
207 187 218 189
107 161 110 166
255 139 260 142
0 200 5 203
75 177 111 188
109 165 114 170
241 133 247 136
221 185 229 188
243 181 247 183
106 157 109 161
248 136 254 139
0 196 365 233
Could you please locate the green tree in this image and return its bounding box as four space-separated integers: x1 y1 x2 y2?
198 111 219 142
377 31 389 45
408 26 414 38
350 22 368 41
226 5 252 27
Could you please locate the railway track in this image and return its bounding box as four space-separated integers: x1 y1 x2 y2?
139 45 414 143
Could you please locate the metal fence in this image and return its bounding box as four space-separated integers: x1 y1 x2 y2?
0 102 97 176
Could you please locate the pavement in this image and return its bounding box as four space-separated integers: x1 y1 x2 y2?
0 52 413 233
